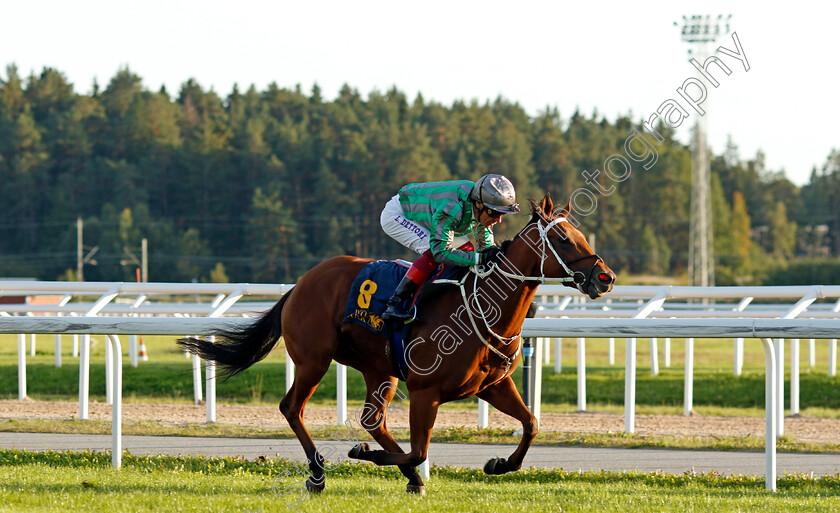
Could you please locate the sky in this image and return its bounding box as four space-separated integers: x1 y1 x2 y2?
3 1 837 186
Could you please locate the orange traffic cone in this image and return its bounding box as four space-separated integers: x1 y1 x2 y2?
138 337 149 361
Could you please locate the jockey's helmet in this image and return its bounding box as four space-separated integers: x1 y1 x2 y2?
470 174 520 214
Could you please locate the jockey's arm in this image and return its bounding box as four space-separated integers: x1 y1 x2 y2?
429 207 479 267
474 224 494 251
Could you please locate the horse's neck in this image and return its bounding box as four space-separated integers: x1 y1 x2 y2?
491 279 540 340
473 244 542 340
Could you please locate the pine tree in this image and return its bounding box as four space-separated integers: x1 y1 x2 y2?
639 225 660 274
0 65 26 116
730 191 753 279
767 201 797 260
250 186 309 282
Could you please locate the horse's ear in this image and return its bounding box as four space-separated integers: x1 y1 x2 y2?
555 198 572 217
540 194 554 217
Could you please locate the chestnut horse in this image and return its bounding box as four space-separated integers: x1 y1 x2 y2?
178 194 614 495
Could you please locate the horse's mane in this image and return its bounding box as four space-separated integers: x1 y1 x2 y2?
499 198 559 253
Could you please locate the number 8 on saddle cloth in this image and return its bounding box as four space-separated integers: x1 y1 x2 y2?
342 259 465 380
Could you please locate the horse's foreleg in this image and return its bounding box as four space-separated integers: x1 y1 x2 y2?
349 388 438 470
357 375 425 492
476 376 537 475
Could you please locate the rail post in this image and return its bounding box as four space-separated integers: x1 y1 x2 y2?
650 338 659 376
192 349 203 404
684 338 694 416
337 363 347 426
18 333 26 401
734 338 744 376
775 339 784 436
206 335 216 423
624 337 636 433
79 285 120 420
54 334 61 367
286 348 295 392
761 338 777 491
106 334 123 468
478 399 489 428
791 339 800 416
577 338 586 411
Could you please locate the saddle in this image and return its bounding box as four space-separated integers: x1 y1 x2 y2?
342 259 467 380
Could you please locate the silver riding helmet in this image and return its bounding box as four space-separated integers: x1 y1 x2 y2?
470 174 521 214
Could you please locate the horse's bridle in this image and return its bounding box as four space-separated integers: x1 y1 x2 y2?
446 215 605 380
486 216 605 295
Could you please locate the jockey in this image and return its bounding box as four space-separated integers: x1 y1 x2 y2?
380 174 520 321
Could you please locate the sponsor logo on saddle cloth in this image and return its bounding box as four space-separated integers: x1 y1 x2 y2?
343 260 412 332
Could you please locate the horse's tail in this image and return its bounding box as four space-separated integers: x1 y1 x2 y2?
177 287 294 381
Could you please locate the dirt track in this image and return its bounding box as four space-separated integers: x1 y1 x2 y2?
2 400 839 445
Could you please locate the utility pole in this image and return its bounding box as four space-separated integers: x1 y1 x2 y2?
77 218 83 281
76 218 99 281
122 238 148 282
141 238 148 282
680 14 730 287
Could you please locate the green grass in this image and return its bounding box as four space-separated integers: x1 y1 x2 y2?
3 334 839 414
1 449 838 512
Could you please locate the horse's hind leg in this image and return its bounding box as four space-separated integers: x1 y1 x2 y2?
356 374 425 494
279 351 333 492
349 387 439 472
476 376 537 475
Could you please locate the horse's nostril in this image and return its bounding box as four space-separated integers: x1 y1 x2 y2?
598 273 611 283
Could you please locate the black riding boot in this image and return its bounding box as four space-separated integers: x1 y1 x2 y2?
381 275 420 321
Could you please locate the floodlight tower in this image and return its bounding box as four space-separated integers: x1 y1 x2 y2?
680 14 731 287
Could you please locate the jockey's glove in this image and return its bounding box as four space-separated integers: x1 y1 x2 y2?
478 246 503 266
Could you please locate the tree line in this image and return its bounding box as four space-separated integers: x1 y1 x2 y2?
0 65 837 285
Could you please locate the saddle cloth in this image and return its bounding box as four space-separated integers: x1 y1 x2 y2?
342 259 467 380
342 259 467 332
343 259 410 332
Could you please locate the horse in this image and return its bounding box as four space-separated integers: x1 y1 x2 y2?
178 193 615 495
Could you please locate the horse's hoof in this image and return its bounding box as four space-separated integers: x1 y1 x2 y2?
484 457 508 475
305 477 325 493
406 484 426 496
348 442 370 459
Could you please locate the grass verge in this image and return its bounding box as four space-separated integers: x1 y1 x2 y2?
3 418 839 454
1 449 838 513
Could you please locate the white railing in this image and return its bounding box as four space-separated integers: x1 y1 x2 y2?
0 280 291 423
531 285 840 437
5 281 840 428
3 315 840 490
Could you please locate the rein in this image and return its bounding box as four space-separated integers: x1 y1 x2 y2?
435 216 602 381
